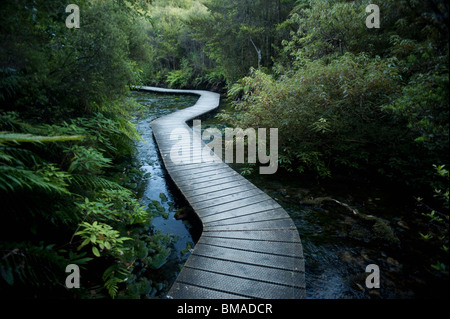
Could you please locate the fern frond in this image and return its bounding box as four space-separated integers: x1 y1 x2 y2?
0 164 70 193
0 242 68 287
0 132 84 145
102 264 130 298
0 112 35 133
67 145 112 174
0 146 40 166
70 174 127 191
109 114 142 142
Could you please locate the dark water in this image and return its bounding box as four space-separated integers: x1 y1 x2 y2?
130 90 448 299
130 91 202 291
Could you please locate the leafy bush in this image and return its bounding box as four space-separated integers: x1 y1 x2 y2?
0 0 174 299
225 0 449 194
227 51 401 176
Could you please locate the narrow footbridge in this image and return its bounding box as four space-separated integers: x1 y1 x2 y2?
141 86 305 299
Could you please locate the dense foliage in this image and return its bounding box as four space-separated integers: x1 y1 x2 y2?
1 0 174 298
142 0 298 89
222 0 449 275
226 0 449 188
1 0 448 298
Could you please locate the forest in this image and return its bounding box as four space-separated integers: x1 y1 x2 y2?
0 0 448 299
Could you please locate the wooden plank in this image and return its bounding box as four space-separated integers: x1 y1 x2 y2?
194 193 272 215
196 236 304 257
179 174 249 190
192 188 264 210
199 200 282 221
174 267 304 299
177 179 251 199
189 186 261 204
192 243 303 272
203 216 296 231
177 170 240 188
202 207 292 227
170 166 232 182
184 254 305 288
168 282 247 299
201 230 302 243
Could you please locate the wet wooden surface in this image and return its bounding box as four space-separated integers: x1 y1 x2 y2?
140 86 305 299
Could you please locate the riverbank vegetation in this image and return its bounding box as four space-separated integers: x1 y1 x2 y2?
1 0 448 298
1 0 175 298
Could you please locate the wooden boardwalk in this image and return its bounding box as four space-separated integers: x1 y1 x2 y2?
140 86 305 299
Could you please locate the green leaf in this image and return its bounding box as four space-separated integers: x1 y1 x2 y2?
0 265 14 285
159 192 168 202
78 238 91 250
92 246 101 257
71 257 93 265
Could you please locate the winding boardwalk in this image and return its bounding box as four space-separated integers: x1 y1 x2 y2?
140 86 305 299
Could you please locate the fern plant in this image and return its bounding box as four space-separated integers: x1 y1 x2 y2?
0 241 67 288
102 264 130 299
0 132 83 193
70 173 126 191
67 145 112 175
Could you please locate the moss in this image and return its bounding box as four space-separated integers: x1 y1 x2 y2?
372 219 400 245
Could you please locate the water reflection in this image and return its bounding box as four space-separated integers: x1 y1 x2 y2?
130 91 201 276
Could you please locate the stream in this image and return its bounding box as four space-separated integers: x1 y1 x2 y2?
129 91 201 295
130 90 448 299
